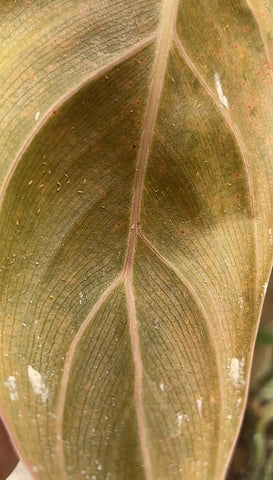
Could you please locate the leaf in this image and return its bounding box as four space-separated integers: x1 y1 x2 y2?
256 327 273 345
0 1 273 479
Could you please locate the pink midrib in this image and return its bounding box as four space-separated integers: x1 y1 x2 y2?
123 1 179 478
55 2 179 479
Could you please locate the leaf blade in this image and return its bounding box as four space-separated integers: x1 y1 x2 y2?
0 1 273 479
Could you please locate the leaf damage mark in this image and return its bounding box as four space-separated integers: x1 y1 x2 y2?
228 358 245 388
238 296 244 310
214 72 229 108
177 413 183 433
262 282 268 297
176 412 188 435
27 365 49 403
35 111 40 122
196 397 203 417
4 375 18 401
269 228 273 245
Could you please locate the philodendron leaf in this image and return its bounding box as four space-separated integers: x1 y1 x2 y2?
0 1 273 479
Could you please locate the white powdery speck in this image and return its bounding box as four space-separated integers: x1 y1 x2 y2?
176 413 188 434
262 283 268 297
27 365 49 403
4 375 18 401
35 111 40 122
159 383 165 392
238 296 244 310
228 358 245 388
177 413 183 434
196 397 203 417
214 72 229 108
79 292 84 305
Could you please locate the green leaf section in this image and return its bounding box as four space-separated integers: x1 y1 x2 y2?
0 1 273 480
257 327 273 345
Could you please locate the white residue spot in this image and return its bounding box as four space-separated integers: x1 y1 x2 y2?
176 412 188 435
94 460 103 472
79 292 84 305
262 283 268 297
214 72 229 108
269 228 273 245
159 383 165 392
35 111 40 122
27 365 49 403
238 297 244 310
228 358 245 388
4 375 18 401
196 397 203 417
177 413 183 434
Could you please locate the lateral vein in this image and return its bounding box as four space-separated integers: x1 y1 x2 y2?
245 0 273 77
174 31 258 302
0 34 156 209
139 230 224 413
56 274 123 480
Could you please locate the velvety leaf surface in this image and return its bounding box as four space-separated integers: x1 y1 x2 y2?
0 1 273 479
